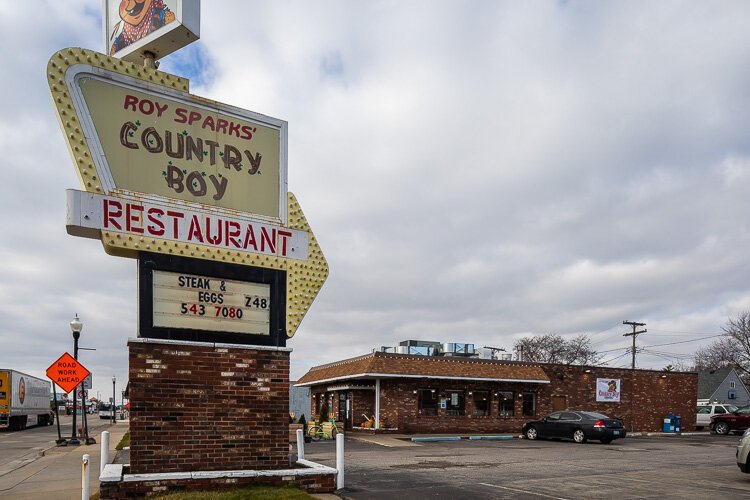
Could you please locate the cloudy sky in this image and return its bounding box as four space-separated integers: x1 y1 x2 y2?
2 1 750 399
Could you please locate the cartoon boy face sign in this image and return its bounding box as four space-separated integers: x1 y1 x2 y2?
120 0 153 26
109 0 176 55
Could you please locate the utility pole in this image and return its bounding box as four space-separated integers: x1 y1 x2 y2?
623 320 646 434
622 321 647 370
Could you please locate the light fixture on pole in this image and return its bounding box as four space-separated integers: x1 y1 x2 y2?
112 376 116 425
69 314 83 445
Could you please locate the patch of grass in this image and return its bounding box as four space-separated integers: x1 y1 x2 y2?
115 431 130 450
153 486 314 499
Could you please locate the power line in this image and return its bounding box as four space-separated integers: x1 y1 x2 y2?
648 329 723 336
600 351 631 366
591 323 624 336
640 349 695 359
641 334 725 349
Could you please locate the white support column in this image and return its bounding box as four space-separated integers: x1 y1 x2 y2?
100 431 110 477
81 454 91 500
375 378 381 429
336 432 345 489
296 428 305 460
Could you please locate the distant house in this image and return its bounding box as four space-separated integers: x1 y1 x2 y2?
697 367 750 407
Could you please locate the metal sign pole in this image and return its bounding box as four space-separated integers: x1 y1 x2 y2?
52 383 66 446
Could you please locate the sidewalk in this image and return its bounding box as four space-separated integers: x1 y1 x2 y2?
0 421 129 500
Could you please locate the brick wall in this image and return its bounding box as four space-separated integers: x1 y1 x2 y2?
378 380 537 433
540 365 697 432
352 392 375 427
128 340 290 474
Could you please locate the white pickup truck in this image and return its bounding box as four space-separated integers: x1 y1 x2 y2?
696 403 738 430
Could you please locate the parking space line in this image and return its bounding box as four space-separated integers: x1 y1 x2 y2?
479 482 571 499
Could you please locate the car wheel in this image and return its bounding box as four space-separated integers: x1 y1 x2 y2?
525 426 538 440
573 429 587 443
715 422 730 435
600 438 613 444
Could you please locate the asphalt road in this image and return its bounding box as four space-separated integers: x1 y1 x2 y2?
305 434 750 499
0 413 117 478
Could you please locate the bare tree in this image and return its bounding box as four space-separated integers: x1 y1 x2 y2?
662 360 694 372
514 333 601 365
694 311 750 377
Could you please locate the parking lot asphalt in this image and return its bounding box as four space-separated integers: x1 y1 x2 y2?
304 432 750 499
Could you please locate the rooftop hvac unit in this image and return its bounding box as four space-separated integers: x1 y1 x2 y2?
442 343 475 356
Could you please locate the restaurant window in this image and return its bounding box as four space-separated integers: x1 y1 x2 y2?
522 392 536 417
446 390 465 416
472 390 490 416
498 391 514 417
418 389 438 416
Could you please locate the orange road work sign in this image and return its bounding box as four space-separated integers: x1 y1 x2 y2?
46 352 91 394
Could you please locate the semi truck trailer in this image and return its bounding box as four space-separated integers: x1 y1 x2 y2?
0 369 54 430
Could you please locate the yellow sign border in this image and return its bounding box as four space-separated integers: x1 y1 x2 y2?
49 48 328 337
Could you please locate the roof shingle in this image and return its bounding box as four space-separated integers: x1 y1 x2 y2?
295 352 550 386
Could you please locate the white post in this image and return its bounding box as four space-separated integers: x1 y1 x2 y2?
336 432 344 490
100 431 110 476
82 454 91 500
296 428 305 460
375 378 381 429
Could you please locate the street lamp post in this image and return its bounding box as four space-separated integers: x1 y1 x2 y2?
112 376 116 425
69 314 83 445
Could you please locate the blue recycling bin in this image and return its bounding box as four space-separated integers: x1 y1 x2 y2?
663 412 674 433
674 415 682 433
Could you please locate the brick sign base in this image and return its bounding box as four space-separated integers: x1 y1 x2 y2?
99 467 337 498
128 339 294 473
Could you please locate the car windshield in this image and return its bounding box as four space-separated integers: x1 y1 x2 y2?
726 405 739 413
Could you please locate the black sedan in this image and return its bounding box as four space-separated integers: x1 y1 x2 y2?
522 411 627 444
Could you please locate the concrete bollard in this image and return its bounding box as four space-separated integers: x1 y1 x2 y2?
296 428 305 460
100 431 110 477
82 454 90 500
336 432 344 490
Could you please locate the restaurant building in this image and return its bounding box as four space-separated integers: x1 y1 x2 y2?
295 342 698 433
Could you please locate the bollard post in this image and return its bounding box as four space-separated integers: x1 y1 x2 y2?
336 432 344 490
82 454 91 500
296 428 305 460
100 431 110 477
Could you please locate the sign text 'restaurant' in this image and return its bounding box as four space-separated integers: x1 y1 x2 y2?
67 190 308 260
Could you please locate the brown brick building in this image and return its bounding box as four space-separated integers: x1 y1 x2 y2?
296 351 697 433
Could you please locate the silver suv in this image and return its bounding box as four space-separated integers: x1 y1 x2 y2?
696 403 738 430
737 427 750 473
